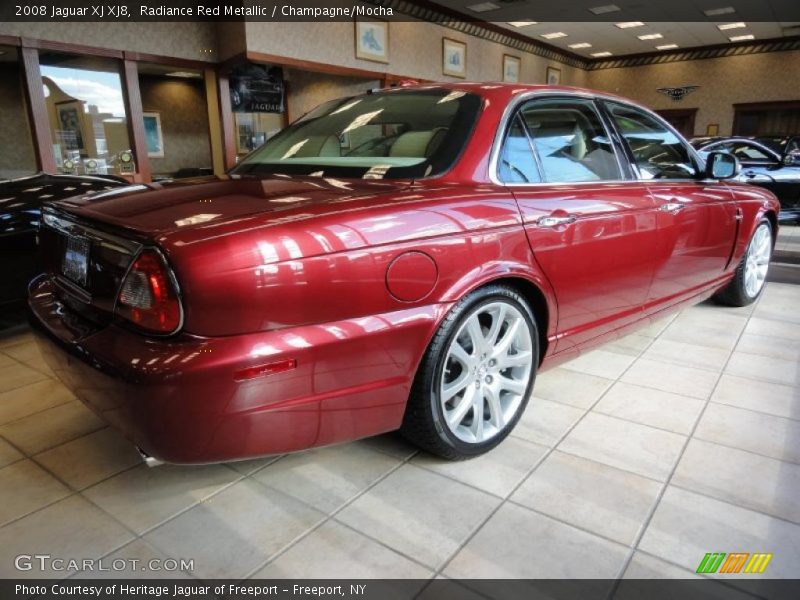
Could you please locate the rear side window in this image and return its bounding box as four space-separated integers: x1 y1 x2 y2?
497 98 621 184
606 101 698 180
520 98 621 183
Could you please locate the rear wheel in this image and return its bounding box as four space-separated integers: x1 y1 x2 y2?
401 285 538 459
714 219 773 307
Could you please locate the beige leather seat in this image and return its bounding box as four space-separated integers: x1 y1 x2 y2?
294 135 341 158
390 128 448 158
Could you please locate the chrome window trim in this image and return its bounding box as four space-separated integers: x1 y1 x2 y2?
490 90 627 187
488 89 707 187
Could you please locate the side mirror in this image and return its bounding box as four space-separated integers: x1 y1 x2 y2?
705 151 740 179
783 154 795 167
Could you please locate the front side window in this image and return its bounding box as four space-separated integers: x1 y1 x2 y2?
729 142 774 163
606 101 698 180
233 89 481 179
520 98 621 183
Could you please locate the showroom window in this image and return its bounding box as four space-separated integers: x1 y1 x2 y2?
230 63 287 158
0 45 38 179
39 52 132 177
137 63 214 180
606 101 698 180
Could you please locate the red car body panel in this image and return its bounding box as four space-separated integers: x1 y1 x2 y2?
28 83 780 463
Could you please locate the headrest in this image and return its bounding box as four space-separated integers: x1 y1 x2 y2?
389 130 437 158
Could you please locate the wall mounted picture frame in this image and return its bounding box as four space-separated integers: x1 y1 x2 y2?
55 100 87 154
546 66 562 85
355 19 389 63
142 112 164 158
706 123 720 136
443 38 467 78
502 54 521 83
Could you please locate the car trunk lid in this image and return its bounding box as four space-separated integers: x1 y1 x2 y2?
50 175 411 235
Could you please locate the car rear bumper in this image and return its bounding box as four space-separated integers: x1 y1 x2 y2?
28 276 444 463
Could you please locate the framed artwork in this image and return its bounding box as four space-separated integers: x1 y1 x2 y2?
546 66 562 85
442 38 467 78
503 55 521 83
706 123 720 136
142 112 164 158
355 19 389 63
55 100 86 154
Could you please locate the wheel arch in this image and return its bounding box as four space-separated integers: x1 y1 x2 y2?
484 276 551 365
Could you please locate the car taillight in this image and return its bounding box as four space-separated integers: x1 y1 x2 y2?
116 250 182 334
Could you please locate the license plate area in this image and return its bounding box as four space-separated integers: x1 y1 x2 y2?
62 235 90 288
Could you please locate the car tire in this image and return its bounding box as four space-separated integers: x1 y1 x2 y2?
400 284 538 460
713 219 773 307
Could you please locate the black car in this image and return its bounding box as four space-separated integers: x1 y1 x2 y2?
756 135 800 164
0 172 127 309
691 136 800 223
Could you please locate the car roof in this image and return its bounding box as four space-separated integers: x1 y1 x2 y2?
381 81 645 110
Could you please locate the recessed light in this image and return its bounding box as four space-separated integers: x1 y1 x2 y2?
704 6 736 16
508 20 537 27
166 71 201 78
638 33 664 40
589 4 621 15
568 42 593 49
541 32 568 39
591 51 613 57
729 34 755 41
718 22 746 30
466 2 499 13
615 21 645 29
656 44 679 50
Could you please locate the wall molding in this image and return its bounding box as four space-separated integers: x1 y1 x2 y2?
374 0 590 69
588 35 800 70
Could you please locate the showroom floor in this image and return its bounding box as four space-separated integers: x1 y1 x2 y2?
0 232 798 587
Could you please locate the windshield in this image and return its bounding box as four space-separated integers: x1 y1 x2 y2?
232 89 481 180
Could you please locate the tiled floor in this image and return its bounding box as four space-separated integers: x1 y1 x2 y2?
0 268 798 585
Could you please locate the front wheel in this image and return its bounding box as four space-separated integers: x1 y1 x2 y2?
714 219 773 307
401 285 538 460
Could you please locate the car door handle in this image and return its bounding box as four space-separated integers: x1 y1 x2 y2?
537 214 578 228
659 202 686 213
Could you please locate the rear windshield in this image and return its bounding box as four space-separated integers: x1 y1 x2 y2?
232 89 481 180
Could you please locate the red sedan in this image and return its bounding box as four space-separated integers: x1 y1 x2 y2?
29 83 778 463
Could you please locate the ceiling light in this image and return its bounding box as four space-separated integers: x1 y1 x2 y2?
718 22 746 30
166 71 201 78
541 32 568 39
589 4 621 14
466 2 499 12
729 34 755 41
591 51 613 57
508 20 537 27
568 42 593 49
704 7 735 17
638 33 664 40
656 44 679 50
615 21 645 29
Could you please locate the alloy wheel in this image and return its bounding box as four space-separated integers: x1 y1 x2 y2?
439 301 533 444
744 223 772 298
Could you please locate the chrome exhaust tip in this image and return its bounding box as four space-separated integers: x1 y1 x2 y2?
136 446 164 468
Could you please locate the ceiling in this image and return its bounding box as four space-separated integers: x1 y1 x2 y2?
430 0 800 58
